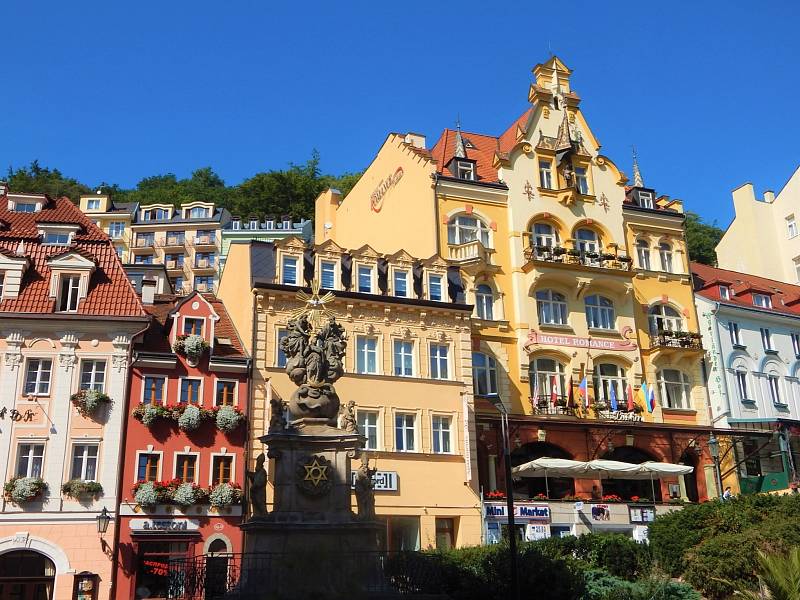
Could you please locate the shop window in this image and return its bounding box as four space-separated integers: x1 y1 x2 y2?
179 379 202 404
135 542 189 600
183 318 204 336
379 516 421 552
357 411 379 450
435 518 456 551
71 444 98 481
212 456 233 485
175 454 197 483
216 381 236 406
137 453 160 482
16 444 44 478
143 376 166 405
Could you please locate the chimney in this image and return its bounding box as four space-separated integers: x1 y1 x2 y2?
763 190 775 203
404 132 426 149
141 278 156 305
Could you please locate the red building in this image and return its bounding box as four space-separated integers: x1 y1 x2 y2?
115 288 250 600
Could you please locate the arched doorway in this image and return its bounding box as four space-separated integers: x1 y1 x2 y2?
510 442 575 499
679 450 700 502
0 551 55 600
204 539 230 600
600 446 663 502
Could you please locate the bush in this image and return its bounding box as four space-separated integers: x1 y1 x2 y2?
538 533 652 580
583 569 700 600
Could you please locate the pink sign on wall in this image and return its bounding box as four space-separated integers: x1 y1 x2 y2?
525 330 638 352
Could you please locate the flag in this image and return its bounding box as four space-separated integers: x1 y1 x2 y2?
609 383 618 411
531 387 539 412
640 381 649 411
566 377 575 408
550 375 558 407
626 383 635 412
647 385 656 413
578 377 588 408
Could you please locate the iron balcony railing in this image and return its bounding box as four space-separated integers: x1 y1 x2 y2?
650 330 703 350
529 395 577 417
523 244 633 272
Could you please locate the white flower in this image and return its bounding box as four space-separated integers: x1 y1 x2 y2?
173 483 198 506
209 483 234 508
216 406 244 433
83 390 103 414
135 482 159 507
11 478 44 503
183 335 207 357
178 405 202 431
140 405 161 426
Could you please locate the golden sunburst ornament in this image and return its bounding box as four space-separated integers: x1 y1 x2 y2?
289 279 336 329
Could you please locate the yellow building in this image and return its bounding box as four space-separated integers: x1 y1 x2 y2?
217 238 483 549
78 193 136 260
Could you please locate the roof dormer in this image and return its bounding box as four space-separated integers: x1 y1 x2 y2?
181 201 214 220
80 194 111 213
38 223 81 245
140 204 173 222
7 193 47 213
0 244 31 299
168 291 220 350
46 251 97 313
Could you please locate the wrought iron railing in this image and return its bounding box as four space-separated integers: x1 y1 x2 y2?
529 395 577 417
523 244 633 272
650 330 703 350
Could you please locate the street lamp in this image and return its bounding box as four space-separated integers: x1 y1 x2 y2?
708 433 723 498
96 507 111 535
486 393 520 600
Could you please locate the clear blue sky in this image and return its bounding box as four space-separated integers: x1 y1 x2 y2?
2 1 798 226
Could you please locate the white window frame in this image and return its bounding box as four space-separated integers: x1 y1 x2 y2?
393 269 409 298
58 274 81 312
394 412 417 452
636 239 651 270
575 228 599 254
431 414 453 454
753 293 772 309
447 214 491 247
575 167 589 195
719 285 731 300
87 199 101 211
638 191 654 209
281 254 299 286
429 343 450 380
141 375 168 405
456 161 474 181
538 160 553 190
70 443 100 481
475 285 494 320
428 274 443 302
24 358 53 396
208 452 236 487
179 377 204 405
532 223 559 253
16 443 45 478
355 336 379 375
657 369 691 410
173 451 201 483
594 363 626 405
536 289 568 326
659 243 673 273
214 378 238 407
231 219 241 231
735 369 750 401
730 321 742 346
109 222 126 239
792 333 800 357
768 373 783 405
79 359 107 392
648 305 682 335
760 328 774 351
134 449 163 483
319 260 338 290
357 410 380 451
356 264 374 294
788 215 798 238
393 339 414 377
585 295 615 330
472 352 498 397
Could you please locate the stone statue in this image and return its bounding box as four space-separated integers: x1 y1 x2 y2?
354 454 376 521
281 315 312 386
246 453 268 517
268 398 287 432
562 161 574 188
338 400 358 434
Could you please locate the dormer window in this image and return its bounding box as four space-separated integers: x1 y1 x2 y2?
142 208 169 221
232 219 241 231
14 203 37 213
183 318 204 336
58 275 81 312
39 224 80 246
87 199 101 211
638 191 654 209
265 220 275 230
8 195 44 213
0 273 4 297
753 293 772 309
249 218 258 230
282 219 291 230
456 161 474 181
44 232 70 245
188 207 209 218
394 269 409 298
719 285 731 300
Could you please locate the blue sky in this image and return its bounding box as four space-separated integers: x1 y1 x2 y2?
2 0 798 225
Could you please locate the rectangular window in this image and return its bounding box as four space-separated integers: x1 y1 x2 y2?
58 275 81 312
769 374 782 405
211 456 233 485
14 203 37 213
173 276 184 292
282 256 298 285
44 232 70 245
575 167 589 194
788 216 798 238
194 253 216 268
175 454 197 483
456 161 474 181
736 371 749 401
87 199 101 210
0 273 4 297
180 379 201 404
393 340 413 377
137 453 160 482
167 231 185 245
216 381 236 406
358 411 379 450
143 376 166 405
760 328 773 351
16 444 44 478
134 254 154 265
432 415 452 454
357 265 373 293
166 254 184 268
108 222 125 239
792 333 800 357
194 276 213 291
195 230 215 244
539 160 553 190
637 191 654 209
719 285 731 300
24 359 52 395
71 444 99 481
80 360 106 391
183 318 204 336
231 220 241 230
276 329 288 367
320 261 336 290
395 413 416 452
428 274 443 301
435 518 456 551
795 258 800 284
429 344 449 380
356 336 378 374
137 232 156 246
394 270 408 298
753 293 772 308
729 322 742 346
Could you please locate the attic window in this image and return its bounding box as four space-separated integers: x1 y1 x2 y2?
464 139 476 149
12 202 37 213
232 220 241 231
456 161 474 181
638 191 654 209
39 224 80 245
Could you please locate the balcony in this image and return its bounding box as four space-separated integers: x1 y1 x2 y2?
192 259 216 273
447 240 493 265
524 245 633 273
194 282 213 293
165 260 185 273
530 396 577 418
131 237 156 253
157 236 187 249
189 235 218 249
650 330 703 351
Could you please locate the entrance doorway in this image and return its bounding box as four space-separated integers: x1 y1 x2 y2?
0 551 56 600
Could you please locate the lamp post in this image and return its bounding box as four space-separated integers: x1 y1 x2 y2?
708 433 723 498
96 507 111 536
487 394 520 600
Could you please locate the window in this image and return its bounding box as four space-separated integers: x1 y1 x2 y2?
143 208 169 221
194 276 214 291
180 379 201 404
395 413 416 452
175 455 197 483
719 285 731 300
539 160 553 189
382 516 421 552
265 219 275 230
0 273 4 297
356 336 378 374
134 255 154 265
753 293 772 308
657 369 691 409
435 518 456 551
358 411 379 450
428 274 443 301
432 416 452 453
173 276 184 291
16 444 44 478
447 215 490 247
768 373 782 405
143 376 166 405
14 203 37 213
357 265 373 293
183 318 204 336
88 199 102 210
593 363 626 405
282 256 298 285
735 370 750 401
189 207 209 218
648 305 682 335
166 231 185 245
475 285 494 320
529 358 565 402
760 328 774 351
195 252 215 268
788 216 798 238
109 222 126 239
216 381 236 406
211 456 233 485
792 333 800 357
195 230 215 243
393 340 413 377
282 219 291 230
575 167 589 194
729 321 742 346
58 275 81 312
429 344 449 380
137 453 160 482
532 223 559 255
536 289 568 326
166 254 184 268
585 295 615 330
44 232 70 245
472 352 498 396
320 261 336 290
637 191 654 209
71 445 99 481
249 218 259 230
24 359 52 395
659 243 673 273
394 270 408 298
456 161 474 180
231 219 241 231
636 239 651 270
575 228 599 254
276 329 288 367
80 360 106 391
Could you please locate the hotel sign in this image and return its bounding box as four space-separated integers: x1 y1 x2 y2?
526 331 637 352
370 167 404 213
485 502 550 521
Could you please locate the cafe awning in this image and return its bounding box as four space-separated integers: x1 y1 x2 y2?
511 457 693 480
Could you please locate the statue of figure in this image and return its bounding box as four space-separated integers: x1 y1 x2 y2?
354 454 376 521
304 336 326 385
282 315 311 385
338 400 358 434
246 453 268 518
269 398 286 431
562 162 575 188
319 317 347 383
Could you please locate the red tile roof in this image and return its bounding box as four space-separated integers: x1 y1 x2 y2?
0 194 146 317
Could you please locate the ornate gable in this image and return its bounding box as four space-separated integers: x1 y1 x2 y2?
315 239 345 259
275 236 308 251
350 244 381 261
386 249 417 268
422 254 449 272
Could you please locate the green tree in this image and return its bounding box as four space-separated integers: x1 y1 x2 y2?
6 161 92 200
735 548 800 600
684 211 724 265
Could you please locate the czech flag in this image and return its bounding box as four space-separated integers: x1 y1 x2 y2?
626 383 635 412
647 385 656 413
550 375 558 407
609 383 618 411
579 377 589 408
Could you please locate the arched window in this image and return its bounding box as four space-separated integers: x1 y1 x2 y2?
536 289 568 325
585 295 615 330
648 305 682 335
472 352 498 397
636 239 651 270
575 228 600 254
448 214 490 247
657 369 691 409
659 242 673 273
532 222 560 256
529 358 565 402
768 369 783 405
734 368 751 402
475 284 494 320
593 363 626 405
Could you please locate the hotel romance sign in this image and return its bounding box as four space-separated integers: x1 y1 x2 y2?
525 330 638 352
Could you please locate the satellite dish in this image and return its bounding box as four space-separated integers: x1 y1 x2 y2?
95 189 102 194
324 222 333 230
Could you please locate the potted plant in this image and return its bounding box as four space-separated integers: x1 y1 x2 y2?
4 477 47 503
215 405 245 433
71 389 112 418
601 494 623 503
486 490 506 500
600 253 616 261
173 334 210 366
208 482 243 508
629 496 651 504
61 479 103 499
132 404 172 427
552 246 567 257
172 482 207 507
567 249 581 257
178 404 202 432
532 493 548 501
133 481 173 508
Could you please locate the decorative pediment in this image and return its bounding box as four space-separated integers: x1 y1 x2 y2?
315 239 345 258
421 254 449 271
350 244 381 260
386 249 417 267
46 250 97 271
275 236 308 251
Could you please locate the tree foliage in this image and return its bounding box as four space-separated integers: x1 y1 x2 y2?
735 547 800 600
684 211 725 265
6 161 92 201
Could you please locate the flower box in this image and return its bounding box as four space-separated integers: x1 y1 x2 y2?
601 494 623 503
173 334 210 366
62 479 103 499
132 479 241 509
132 403 246 434
4 477 47 503
70 389 112 417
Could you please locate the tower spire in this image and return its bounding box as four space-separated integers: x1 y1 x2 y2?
632 146 644 188
453 115 466 159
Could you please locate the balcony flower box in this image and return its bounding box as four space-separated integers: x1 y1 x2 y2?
600 253 616 261
215 405 245 433
133 403 246 434
531 493 548 501
560 495 588 502
552 246 567 256
601 494 623 503
172 482 209 507
486 490 506 500
628 496 651 504
133 480 175 508
4 477 47 503
70 389 112 418
208 483 243 508
62 479 103 499
173 334 209 366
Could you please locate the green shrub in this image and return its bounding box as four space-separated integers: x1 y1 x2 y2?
682 531 759 600
583 569 701 600
536 533 651 580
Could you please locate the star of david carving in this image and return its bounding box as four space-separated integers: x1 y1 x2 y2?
303 458 329 487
